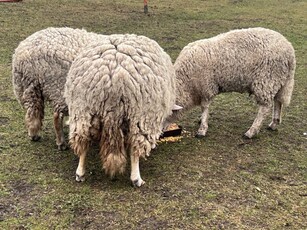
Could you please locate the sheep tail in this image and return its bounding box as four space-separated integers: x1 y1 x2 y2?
276 58 296 107
100 124 127 178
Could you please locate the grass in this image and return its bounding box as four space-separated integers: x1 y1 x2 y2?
0 0 306 229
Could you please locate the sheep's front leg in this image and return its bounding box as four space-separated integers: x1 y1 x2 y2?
76 151 87 182
54 112 67 150
196 100 211 138
130 152 145 187
244 105 271 138
268 100 282 131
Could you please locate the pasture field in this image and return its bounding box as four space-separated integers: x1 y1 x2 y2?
0 0 306 229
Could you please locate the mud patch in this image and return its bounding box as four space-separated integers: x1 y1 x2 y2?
138 217 169 229
10 180 35 198
0 116 9 125
0 203 16 221
0 180 40 222
71 209 121 229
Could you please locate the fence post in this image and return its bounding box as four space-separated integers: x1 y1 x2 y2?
144 0 148 14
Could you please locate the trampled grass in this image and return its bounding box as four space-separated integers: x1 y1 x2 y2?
0 0 306 229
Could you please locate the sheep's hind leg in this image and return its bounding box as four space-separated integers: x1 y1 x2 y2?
244 105 271 139
196 100 211 138
53 112 67 150
76 151 87 182
268 100 282 131
130 152 145 187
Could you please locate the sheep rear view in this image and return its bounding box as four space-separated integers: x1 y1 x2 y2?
12 27 106 150
64 34 176 186
174 27 296 138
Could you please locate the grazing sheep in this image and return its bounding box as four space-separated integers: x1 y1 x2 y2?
12 27 106 150
172 27 295 138
64 34 176 187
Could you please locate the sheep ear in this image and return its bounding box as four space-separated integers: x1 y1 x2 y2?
172 104 183 111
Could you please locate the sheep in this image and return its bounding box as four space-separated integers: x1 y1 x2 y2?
64 34 177 187
12 27 107 150
171 27 295 138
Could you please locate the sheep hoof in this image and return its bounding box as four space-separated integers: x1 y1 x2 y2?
195 133 206 138
243 132 253 139
76 174 85 182
131 179 145 187
242 134 251 139
57 142 68 151
30 135 41 142
267 126 278 132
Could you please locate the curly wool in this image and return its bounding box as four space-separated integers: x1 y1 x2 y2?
65 34 176 177
174 27 295 136
12 27 106 147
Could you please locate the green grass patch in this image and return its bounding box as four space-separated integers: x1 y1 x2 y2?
0 0 306 229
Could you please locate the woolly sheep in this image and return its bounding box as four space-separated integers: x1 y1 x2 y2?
64 34 176 187
12 27 106 150
171 27 295 138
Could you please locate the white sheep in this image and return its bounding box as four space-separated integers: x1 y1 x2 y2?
12 27 106 150
172 27 295 138
64 34 176 187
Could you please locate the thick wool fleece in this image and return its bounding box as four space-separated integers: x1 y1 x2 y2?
65 34 176 177
175 27 295 110
12 27 106 147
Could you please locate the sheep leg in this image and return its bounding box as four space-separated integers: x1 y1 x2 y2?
268 100 282 131
72 135 90 182
76 151 87 182
53 112 67 150
244 105 271 138
130 152 145 187
196 100 211 138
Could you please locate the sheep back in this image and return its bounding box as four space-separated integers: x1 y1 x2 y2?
174 27 296 108
12 27 106 113
65 34 176 176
